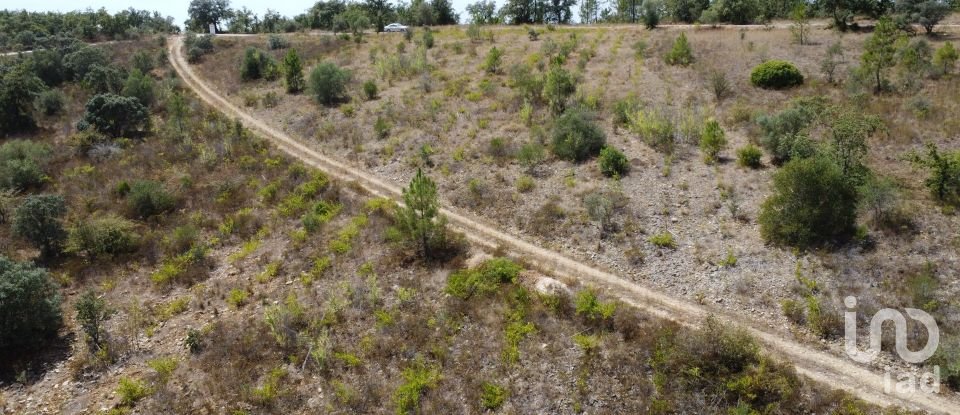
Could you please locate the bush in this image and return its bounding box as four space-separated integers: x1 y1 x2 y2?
598 146 629 177
309 61 351 106
116 377 150 406
759 156 858 248
737 144 763 168
13 194 66 257
35 89 65 116
127 180 175 218
699 118 727 164
482 46 503 74
267 34 290 50
0 140 50 190
642 0 661 29
121 69 155 107
665 32 693 66
65 215 140 257
750 60 804 89
909 143 960 207
551 110 606 162
240 47 279 81
756 97 825 163
446 257 522 299
0 256 62 353
933 42 958 74
283 49 305 93
130 50 155 74
362 80 378 100
82 93 150 137
480 382 507 410
649 232 677 249
422 29 435 49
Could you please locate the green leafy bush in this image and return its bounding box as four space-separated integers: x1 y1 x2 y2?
750 60 804 89
574 289 617 320
664 32 693 66
127 180 175 218
756 97 825 163
0 139 50 190
759 156 858 248
909 143 960 207
13 194 66 257
551 110 606 162
82 93 150 137
0 255 62 352
267 34 290 50
543 65 575 114
282 49 305 93
309 61 351 106
121 69 155 107
446 257 522 299
35 89 65 116
480 382 507 410
736 144 763 168
362 79 378 100
598 146 629 177
65 215 140 257
482 46 503 74
240 47 279 81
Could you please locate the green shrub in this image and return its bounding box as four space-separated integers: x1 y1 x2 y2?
649 232 677 249
121 69 155 107
665 32 693 66
756 97 825 163
0 255 62 352
393 361 441 415
130 50 155 74
699 118 727 164
267 34 290 50
82 93 150 137
482 46 503 74
65 215 140 257
551 110 606 162
931 336 960 389
574 289 616 320
75 289 109 348
35 89 65 116
598 146 629 177
933 42 958 74
750 60 804 89
446 257 522 299
422 29 434 49
227 288 249 308
362 80 378 100
374 116 390 139
127 180 175 218
479 382 507 410
309 61 351 106
759 156 858 248
628 108 675 154
13 194 66 257
737 144 763 168
240 47 279 81
116 377 150 406
909 143 960 207
283 49 305 93
543 65 576 114
0 139 50 190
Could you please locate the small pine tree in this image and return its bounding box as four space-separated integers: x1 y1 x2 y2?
283 49 305 94
482 46 503 74
933 42 958 75
397 169 447 258
75 290 110 350
665 32 693 66
699 118 727 164
861 17 900 93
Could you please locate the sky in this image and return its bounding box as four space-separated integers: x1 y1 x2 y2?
2 0 489 28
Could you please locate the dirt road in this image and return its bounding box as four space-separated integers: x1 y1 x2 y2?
168 35 959 414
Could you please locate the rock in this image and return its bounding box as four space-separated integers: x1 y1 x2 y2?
534 277 571 296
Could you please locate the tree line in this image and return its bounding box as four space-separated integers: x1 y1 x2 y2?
0 8 178 52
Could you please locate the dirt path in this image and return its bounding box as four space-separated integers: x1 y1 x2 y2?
169 36 959 414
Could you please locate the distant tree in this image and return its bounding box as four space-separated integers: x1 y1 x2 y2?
579 0 600 23
187 0 233 32
896 0 951 35
82 94 150 137
13 194 67 257
83 64 126 94
790 3 810 45
0 256 62 353
546 0 577 23
0 67 45 136
63 46 108 81
306 0 348 30
29 49 68 87
759 155 858 248
308 62 351 105
504 0 537 24
642 0 661 29
666 0 709 22
432 0 460 24
397 169 447 258
364 0 394 32
467 0 498 23
283 49 305 94
820 0 889 32
861 17 900 93
228 7 258 33
121 69 156 107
